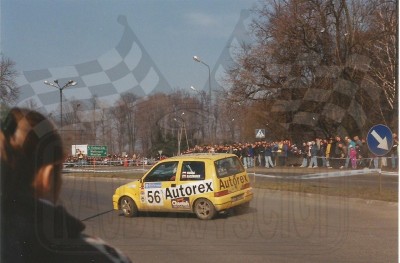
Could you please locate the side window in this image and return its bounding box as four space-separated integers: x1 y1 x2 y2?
144 161 178 182
180 161 205 181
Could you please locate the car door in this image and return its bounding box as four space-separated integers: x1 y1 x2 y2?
171 160 211 212
141 161 179 211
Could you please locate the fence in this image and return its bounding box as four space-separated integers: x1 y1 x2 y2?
242 154 398 170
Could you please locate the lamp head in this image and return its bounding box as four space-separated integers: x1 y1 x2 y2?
193 56 201 62
44 80 56 87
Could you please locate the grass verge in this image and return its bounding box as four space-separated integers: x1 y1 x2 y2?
255 181 398 202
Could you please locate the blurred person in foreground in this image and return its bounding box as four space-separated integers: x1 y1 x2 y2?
0 108 131 263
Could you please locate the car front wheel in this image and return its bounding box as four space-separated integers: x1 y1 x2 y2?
194 198 216 220
120 196 138 217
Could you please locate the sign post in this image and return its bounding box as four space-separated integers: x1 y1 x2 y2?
367 124 393 194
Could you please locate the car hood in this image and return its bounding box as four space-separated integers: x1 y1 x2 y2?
117 179 141 193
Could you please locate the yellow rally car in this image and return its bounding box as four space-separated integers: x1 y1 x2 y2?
112 153 253 220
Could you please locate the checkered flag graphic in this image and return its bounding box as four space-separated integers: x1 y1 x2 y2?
15 15 172 115
208 9 252 95
212 9 379 136
266 53 378 136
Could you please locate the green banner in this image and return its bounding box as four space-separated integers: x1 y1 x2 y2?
87 145 108 157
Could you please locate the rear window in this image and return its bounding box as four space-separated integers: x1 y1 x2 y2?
180 161 205 181
215 157 245 178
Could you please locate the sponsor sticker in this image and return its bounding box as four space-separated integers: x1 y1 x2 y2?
140 191 145 203
182 171 202 179
145 182 162 189
165 179 214 200
171 197 190 209
219 175 248 190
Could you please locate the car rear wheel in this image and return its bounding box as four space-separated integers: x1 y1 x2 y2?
194 198 215 220
120 196 138 217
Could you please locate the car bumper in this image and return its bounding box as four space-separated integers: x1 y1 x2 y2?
112 194 120 210
213 188 253 211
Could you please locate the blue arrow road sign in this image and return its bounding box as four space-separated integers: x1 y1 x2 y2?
367 124 393 156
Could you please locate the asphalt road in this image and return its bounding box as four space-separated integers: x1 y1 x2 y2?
59 176 398 263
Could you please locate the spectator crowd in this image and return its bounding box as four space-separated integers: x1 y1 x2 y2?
65 134 398 171
182 134 398 171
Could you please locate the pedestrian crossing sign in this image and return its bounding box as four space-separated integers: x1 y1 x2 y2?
255 129 266 139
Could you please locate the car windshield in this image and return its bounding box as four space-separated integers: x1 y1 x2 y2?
215 157 245 178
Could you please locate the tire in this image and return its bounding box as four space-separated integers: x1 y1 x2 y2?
194 198 216 220
120 196 138 217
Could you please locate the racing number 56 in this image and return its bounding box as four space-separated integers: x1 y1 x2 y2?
147 190 162 204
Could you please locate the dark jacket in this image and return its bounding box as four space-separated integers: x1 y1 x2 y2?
248 146 254 157
264 145 273 157
2 194 131 263
241 146 249 157
310 144 318 157
331 141 340 158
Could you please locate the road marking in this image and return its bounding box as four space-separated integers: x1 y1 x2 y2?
381 171 398 176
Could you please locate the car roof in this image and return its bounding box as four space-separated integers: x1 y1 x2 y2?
163 153 237 162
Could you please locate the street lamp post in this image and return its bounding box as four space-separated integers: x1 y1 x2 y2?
173 118 182 156
174 115 189 155
193 55 213 143
190 85 207 141
44 79 77 130
74 103 81 149
193 56 211 106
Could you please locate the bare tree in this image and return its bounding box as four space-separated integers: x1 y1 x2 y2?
110 105 127 154
21 98 40 110
0 56 19 105
224 0 397 139
98 108 114 151
361 0 397 126
114 93 138 154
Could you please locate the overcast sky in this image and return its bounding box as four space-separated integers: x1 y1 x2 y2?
2 0 257 96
